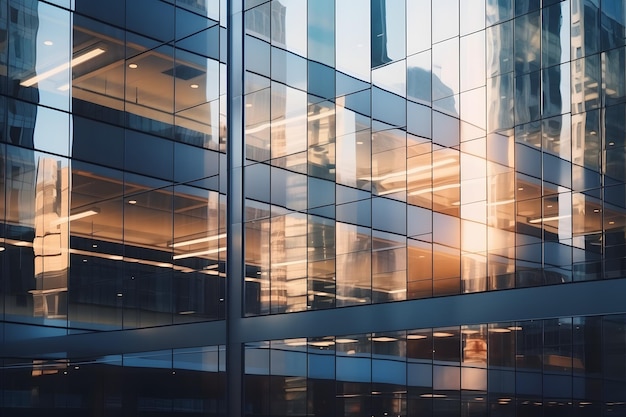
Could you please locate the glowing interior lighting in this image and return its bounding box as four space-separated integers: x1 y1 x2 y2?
407 334 428 340
21 47 106 87
409 183 460 197
49 208 100 226
528 214 571 224
128 63 138 69
190 84 199 89
335 338 358 344
370 337 397 342
433 332 454 338
488 199 515 207
507 326 523 331
461 329 479 335
245 109 334 135
308 340 335 347
170 233 227 248
43 40 54 46
489 328 512 333
369 158 457 182
172 246 226 260
0 247 5 252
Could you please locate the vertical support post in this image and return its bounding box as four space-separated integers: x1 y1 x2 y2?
226 0 245 416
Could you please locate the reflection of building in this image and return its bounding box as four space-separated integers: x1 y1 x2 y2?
1 1 626 416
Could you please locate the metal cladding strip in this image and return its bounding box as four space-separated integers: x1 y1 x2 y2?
2 278 625 358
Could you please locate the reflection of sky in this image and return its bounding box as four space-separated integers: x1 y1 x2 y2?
35 2 71 109
34 106 69 156
383 0 405 61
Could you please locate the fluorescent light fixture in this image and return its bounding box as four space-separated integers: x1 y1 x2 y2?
433 332 454 338
173 246 225 260
528 214 571 224
21 47 106 87
488 328 511 333
370 158 457 182
407 334 427 340
170 233 227 248
335 338 358 344
245 109 334 135
370 336 397 342
308 340 335 347
409 183 461 197
50 208 100 226
272 259 307 267
488 199 515 207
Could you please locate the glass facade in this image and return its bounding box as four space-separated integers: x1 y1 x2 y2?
0 0 625 416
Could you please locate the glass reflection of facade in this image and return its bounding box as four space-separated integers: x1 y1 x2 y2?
2 0 626 416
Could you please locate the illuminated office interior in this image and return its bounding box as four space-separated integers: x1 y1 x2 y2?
1 0 626 416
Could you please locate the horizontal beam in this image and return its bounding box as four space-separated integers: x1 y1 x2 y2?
2 278 625 358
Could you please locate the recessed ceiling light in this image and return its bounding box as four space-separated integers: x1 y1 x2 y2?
609 141 615 146
547 205 553 208
43 40 53 46
128 63 138 69
0 247 5 252
190 84 199 89
128 199 137 205
609 221 615 225
517 187 524 191
245 103 252 108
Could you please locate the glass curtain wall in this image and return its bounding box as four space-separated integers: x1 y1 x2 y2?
1 0 626 416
